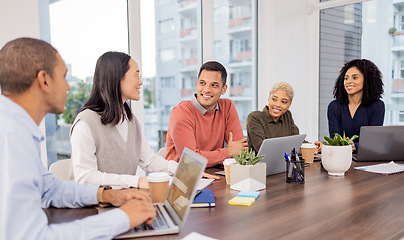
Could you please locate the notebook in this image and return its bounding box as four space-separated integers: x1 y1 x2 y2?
257 134 306 176
354 126 404 161
237 191 260 199
110 147 207 239
191 189 215 208
228 196 255 206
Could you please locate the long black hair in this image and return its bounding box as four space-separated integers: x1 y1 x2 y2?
82 51 132 125
333 59 384 106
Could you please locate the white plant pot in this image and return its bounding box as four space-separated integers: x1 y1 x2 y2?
322 145 352 176
229 162 266 191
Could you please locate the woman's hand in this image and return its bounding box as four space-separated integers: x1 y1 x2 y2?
314 141 322 154
347 137 356 152
202 172 220 180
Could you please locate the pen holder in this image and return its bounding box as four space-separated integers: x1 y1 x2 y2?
285 159 306 184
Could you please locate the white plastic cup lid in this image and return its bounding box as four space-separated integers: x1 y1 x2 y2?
223 158 237 166
147 172 170 182
301 143 316 149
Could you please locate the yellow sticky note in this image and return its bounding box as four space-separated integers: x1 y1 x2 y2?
228 196 255 206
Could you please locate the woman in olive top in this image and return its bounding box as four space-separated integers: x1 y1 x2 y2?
247 82 321 153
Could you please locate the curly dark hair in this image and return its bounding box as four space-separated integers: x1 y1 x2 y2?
333 59 384 106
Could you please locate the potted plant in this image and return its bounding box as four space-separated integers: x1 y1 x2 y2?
322 132 358 176
389 27 397 35
229 149 266 191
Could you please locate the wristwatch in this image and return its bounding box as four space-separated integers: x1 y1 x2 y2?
97 185 112 207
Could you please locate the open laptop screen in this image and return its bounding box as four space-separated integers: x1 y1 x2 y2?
166 151 205 220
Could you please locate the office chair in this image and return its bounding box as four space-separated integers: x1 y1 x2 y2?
49 159 71 181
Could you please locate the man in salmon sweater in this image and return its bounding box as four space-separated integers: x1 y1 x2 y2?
165 61 248 167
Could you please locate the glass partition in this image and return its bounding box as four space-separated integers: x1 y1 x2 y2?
45 0 128 167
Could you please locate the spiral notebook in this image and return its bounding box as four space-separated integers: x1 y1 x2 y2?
354 161 404 175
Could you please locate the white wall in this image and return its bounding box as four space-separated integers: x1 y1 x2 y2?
0 0 48 167
258 0 319 142
0 0 41 47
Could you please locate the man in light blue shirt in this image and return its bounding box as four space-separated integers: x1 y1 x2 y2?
0 37 156 239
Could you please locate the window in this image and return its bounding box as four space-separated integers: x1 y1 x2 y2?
159 48 175 62
140 0 257 151
214 0 257 133
230 39 251 62
400 60 404 78
319 0 403 140
45 0 128 167
143 0 202 150
400 15 404 31
161 77 175 88
399 111 404 122
159 18 174 34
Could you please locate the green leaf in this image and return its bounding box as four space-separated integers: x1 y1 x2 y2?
323 132 358 146
230 149 264 165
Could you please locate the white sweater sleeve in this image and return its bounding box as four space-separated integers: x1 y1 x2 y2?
138 128 178 175
70 121 140 188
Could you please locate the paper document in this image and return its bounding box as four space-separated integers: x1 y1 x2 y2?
196 178 214 191
354 161 404 175
182 232 217 240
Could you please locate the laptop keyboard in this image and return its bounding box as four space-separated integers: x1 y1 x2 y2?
133 205 169 232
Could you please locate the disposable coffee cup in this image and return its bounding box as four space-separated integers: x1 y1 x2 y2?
223 158 236 184
301 143 316 163
147 172 170 203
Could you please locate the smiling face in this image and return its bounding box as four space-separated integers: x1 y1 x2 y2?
344 67 364 97
121 59 142 103
267 89 292 122
196 69 227 111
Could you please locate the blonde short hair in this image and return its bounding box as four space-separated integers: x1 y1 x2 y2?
269 82 294 101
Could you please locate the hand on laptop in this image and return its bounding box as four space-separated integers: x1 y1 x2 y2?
120 199 156 228
227 132 248 156
102 188 150 206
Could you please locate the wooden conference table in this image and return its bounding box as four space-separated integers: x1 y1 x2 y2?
45 161 404 240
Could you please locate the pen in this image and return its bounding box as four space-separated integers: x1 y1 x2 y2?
286 152 294 178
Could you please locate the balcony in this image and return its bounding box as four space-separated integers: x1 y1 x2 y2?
180 26 197 38
392 0 404 5
393 78 404 92
178 0 197 11
179 58 198 72
229 16 251 29
391 32 404 51
229 86 251 97
181 88 194 97
179 57 198 67
230 50 252 63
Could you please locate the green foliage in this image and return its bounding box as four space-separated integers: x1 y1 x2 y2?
323 132 358 146
389 27 397 35
230 149 265 165
61 81 92 124
141 77 156 109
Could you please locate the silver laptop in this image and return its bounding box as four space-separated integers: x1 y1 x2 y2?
257 134 306 176
112 147 207 238
354 126 404 161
